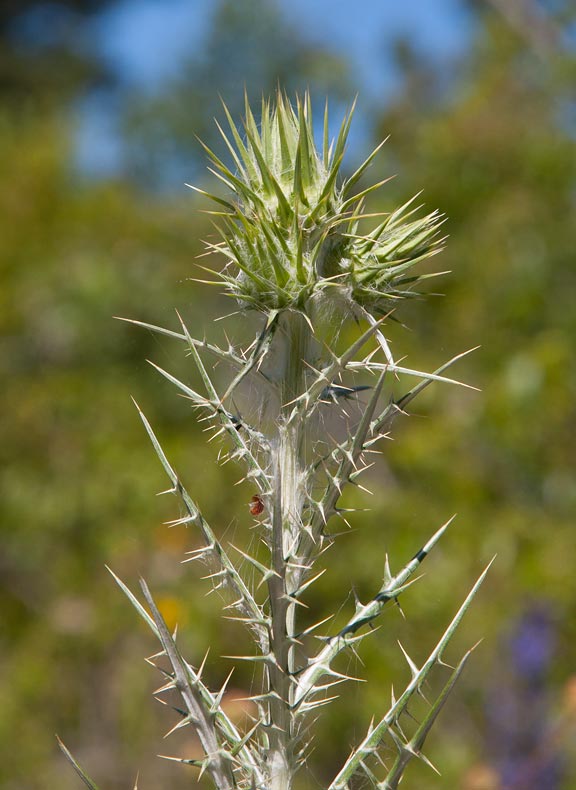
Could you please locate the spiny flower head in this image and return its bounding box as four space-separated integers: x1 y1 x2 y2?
193 91 445 315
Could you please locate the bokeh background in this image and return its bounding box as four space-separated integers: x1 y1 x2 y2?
1 1 576 788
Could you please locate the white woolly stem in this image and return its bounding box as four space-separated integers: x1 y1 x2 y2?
266 311 313 790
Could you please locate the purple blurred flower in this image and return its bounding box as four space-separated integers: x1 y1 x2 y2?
510 605 557 682
485 603 564 790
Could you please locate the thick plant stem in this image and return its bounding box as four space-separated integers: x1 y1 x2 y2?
266 312 312 790
278 311 311 567
279 310 311 404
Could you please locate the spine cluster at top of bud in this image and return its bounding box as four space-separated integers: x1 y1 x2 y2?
192 91 444 316
60 91 487 790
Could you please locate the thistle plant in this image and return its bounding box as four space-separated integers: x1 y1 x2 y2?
61 91 489 790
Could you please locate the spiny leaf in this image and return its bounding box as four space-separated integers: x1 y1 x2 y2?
57 738 100 790
139 580 236 790
381 649 473 789
328 560 494 790
293 518 453 710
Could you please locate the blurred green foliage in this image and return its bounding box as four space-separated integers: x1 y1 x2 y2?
1 2 576 789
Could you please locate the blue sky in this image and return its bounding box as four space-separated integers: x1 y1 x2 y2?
95 0 472 95
77 0 474 179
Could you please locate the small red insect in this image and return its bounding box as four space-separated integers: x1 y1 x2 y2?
249 494 265 516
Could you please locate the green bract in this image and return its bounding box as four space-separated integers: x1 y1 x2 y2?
193 91 445 313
